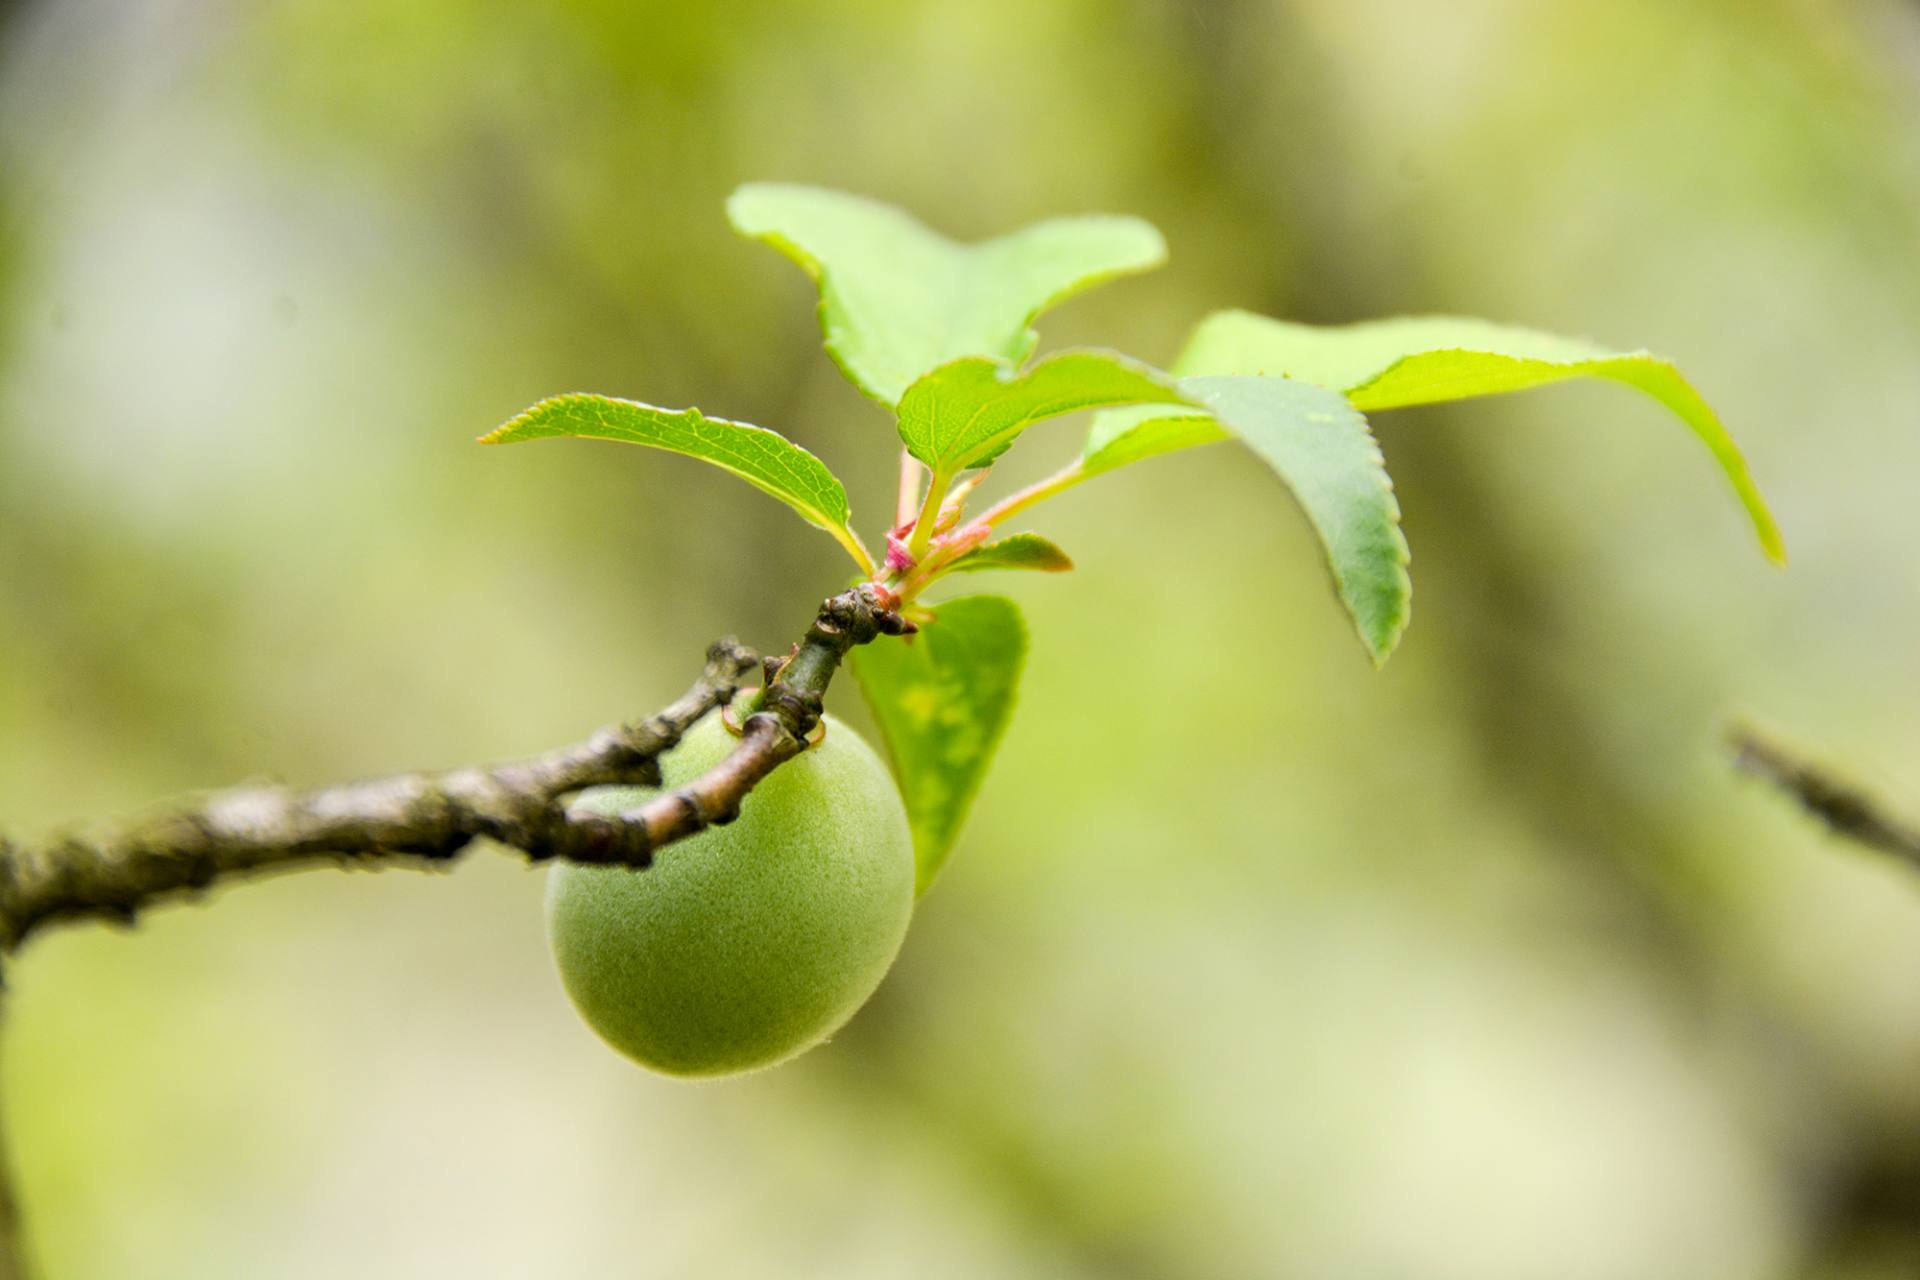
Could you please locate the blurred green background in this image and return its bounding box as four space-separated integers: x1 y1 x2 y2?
2 0 1918 1275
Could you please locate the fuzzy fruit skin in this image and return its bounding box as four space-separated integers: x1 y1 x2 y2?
546 710 914 1078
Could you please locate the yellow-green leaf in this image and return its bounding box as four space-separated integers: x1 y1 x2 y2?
946 533 1074 575
847 595 1026 895
729 183 1166 407
483 394 872 573
1082 404 1225 477
897 350 1183 475
1180 311 1785 562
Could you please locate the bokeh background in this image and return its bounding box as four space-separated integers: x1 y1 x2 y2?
2 1 1918 1276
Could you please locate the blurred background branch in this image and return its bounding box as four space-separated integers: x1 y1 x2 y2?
1732 726 1920 871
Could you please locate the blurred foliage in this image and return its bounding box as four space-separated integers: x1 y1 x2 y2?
2 0 1919 1276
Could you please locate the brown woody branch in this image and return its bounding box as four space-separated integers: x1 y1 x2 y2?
0 585 910 954
1730 725 1920 871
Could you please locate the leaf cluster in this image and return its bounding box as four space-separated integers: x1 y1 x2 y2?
485 184 1783 892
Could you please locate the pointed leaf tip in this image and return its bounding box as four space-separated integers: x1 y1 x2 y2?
1181 376 1412 666
1081 379 1411 664
947 533 1075 575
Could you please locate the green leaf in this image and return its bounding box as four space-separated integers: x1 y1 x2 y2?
1082 404 1226 477
946 533 1074 574
1177 310 1785 563
1079 383 1409 662
1179 376 1411 665
897 350 1184 474
728 183 1167 407
482 394 873 572
846 595 1026 895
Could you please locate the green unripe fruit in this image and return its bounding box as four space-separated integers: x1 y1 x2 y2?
546 707 914 1078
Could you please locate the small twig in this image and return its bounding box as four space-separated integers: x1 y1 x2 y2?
967 457 1087 533
0 585 910 953
1730 725 1920 870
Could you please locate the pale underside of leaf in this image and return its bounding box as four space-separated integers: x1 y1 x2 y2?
1082 404 1226 477
895 350 1185 474
1180 310 1785 562
946 533 1074 574
847 594 1027 895
728 183 1166 407
482 394 871 571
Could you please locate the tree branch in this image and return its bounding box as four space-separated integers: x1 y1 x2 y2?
1730 725 1920 871
0 999 22 1280
0 585 910 953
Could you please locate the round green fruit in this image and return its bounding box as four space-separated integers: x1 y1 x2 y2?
546 707 914 1078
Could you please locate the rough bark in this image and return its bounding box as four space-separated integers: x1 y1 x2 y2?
0 585 909 954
